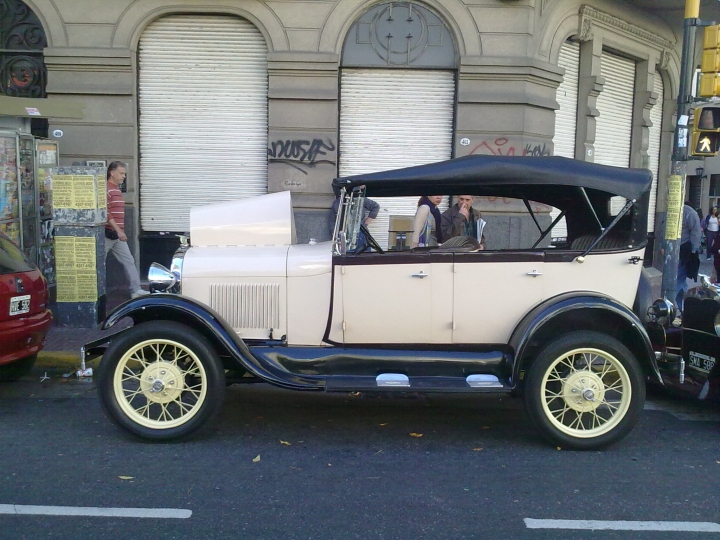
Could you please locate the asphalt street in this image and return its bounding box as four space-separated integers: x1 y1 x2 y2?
0 372 718 540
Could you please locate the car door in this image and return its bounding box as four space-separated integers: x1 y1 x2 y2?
452 251 545 344
337 252 453 344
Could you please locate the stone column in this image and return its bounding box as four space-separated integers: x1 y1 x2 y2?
267 52 339 243
575 37 604 162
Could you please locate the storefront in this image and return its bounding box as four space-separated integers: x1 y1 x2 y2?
0 0 682 273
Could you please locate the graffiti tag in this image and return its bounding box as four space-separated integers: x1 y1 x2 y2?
268 138 336 175
469 137 551 157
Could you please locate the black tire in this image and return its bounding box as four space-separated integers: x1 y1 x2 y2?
97 321 225 441
0 354 37 382
524 331 645 450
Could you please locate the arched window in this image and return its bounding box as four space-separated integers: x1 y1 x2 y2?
0 0 47 98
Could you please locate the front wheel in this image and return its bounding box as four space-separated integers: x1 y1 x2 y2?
524 331 645 450
97 321 225 441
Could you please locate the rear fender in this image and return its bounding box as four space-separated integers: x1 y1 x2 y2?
102 294 321 390
509 292 662 389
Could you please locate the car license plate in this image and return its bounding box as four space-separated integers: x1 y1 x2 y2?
9 295 31 316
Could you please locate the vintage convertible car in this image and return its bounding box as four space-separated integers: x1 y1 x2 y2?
84 155 662 449
646 277 720 402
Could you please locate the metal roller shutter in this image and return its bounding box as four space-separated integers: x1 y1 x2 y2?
647 73 664 233
139 15 268 232
596 52 636 215
339 69 454 249
551 40 580 240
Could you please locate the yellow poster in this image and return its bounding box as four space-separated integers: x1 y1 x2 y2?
47 174 105 210
97 177 106 209
665 174 684 241
72 175 97 209
55 236 98 302
52 175 73 208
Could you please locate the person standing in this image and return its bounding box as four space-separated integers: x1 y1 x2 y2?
705 206 718 261
674 201 702 324
412 195 443 248
105 161 148 299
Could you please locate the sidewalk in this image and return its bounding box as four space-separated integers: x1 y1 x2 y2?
37 288 133 370
35 258 718 370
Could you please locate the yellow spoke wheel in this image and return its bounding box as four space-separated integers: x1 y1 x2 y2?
98 321 225 441
525 331 644 450
540 347 631 438
114 339 207 429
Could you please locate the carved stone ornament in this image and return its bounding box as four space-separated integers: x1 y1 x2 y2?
577 6 675 52
342 2 456 68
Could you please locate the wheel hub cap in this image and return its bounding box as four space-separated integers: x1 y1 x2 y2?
140 362 184 404
563 371 605 412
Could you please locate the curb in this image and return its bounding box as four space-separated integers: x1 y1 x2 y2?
36 351 82 369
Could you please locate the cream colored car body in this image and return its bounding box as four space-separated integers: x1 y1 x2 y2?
180 190 643 347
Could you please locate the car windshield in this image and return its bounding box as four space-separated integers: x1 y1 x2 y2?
0 236 34 275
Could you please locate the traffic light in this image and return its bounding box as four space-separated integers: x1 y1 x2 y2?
691 105 720 156
700 25 720 97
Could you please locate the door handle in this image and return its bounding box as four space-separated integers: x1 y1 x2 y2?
412 271 429 278
526 269 543 277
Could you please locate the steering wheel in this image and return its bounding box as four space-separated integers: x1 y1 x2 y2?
360 224 385 254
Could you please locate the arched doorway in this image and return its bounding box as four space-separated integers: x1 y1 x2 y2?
339 2 457 249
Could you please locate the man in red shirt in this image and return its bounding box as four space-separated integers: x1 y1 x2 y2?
105 161 148 299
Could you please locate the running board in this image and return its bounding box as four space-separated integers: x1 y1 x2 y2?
325 374 510 393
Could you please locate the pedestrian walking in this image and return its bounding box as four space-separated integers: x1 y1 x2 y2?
674 201 702 325
105 161 148 299
704 206 718 261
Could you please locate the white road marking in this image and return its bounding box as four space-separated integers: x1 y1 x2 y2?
644 399 720 421
0 504 191 519
524 519 720 532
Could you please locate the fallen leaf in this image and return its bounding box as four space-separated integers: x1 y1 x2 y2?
379 423 387 426
280 440 291 446
556 447 562 451
473 448 483 451
290 466 302 470
482 426 490 430
252 455 261 463
350 391 361 397
328 463 332 467
118 476 134 480
409 433 423 438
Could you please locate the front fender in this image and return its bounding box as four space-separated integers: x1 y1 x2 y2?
509 292 662 387
103 294 322 391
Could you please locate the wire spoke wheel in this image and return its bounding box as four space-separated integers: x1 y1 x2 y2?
98 321 225 441
540 348 631 438
525 331 644 450
114 339 207 429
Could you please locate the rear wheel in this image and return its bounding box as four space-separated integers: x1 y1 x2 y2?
0 354 37 382
524 331 645 450
97 321 225 441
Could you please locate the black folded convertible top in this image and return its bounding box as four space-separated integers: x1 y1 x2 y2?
332 155 653 201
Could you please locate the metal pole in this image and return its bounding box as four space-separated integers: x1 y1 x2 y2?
660 0 700 304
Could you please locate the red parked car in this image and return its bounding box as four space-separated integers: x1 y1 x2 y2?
0 232 52 381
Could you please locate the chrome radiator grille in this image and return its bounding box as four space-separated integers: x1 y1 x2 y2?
209 283 280 329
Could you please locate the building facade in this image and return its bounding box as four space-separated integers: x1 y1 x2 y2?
10 0 700 273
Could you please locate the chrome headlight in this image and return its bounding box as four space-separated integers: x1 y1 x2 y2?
647 298 675 327
148 263 177 293
715 311 720 337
